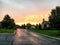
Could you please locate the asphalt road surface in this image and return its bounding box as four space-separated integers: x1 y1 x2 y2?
11 29 60 45
0 33 13 45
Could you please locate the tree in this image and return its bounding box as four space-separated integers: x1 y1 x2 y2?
0 22 2 28
35 24 39 29
38 23 41 30
49 6 60 30
9 18 15 28
35 24 41 30
1 14 15 29
26 23 31 29
21 24 26 29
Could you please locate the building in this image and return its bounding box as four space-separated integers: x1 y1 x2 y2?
41 19 50 29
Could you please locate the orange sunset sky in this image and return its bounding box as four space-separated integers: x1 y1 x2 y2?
0 0 60 25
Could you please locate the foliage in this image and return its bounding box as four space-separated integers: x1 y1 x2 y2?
26 23 31 29
49 6 60 30
1 14 16 29
35 24 39 29
20 24 26 29
35 24 41 30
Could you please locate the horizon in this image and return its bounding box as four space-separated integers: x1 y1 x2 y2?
0 0 60 25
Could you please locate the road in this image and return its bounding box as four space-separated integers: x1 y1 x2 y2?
0 33 13 45
11 29 60 45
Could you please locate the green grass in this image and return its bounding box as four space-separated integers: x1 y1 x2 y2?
31 29 60 38
0 29 15 33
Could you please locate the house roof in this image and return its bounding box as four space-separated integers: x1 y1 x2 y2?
42 21 50 24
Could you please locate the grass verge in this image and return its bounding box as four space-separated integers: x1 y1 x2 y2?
0 29 15 33
31 29 60 38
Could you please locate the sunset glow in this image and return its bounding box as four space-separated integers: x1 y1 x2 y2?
16 14 49 25
0 0 60 25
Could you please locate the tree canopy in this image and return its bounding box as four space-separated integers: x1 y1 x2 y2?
1 14 16 29
49 6 60 30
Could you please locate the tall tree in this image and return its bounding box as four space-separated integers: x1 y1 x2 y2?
38 23 41 30
49 6 60 30
1 14 15 29
0 22 2 28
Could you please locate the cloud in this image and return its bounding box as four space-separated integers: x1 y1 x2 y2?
1 0 59 16
1 0 59 12
0 0 60 25
0 0 3 10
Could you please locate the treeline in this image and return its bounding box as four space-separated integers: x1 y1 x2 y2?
19 23 41 30
21 6 60 30
0 6 60 30
0 14 41 29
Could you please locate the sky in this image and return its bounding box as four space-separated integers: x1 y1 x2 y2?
0 0 60 25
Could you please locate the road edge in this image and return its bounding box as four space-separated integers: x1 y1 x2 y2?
30 31 60 40
39 33 60 40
